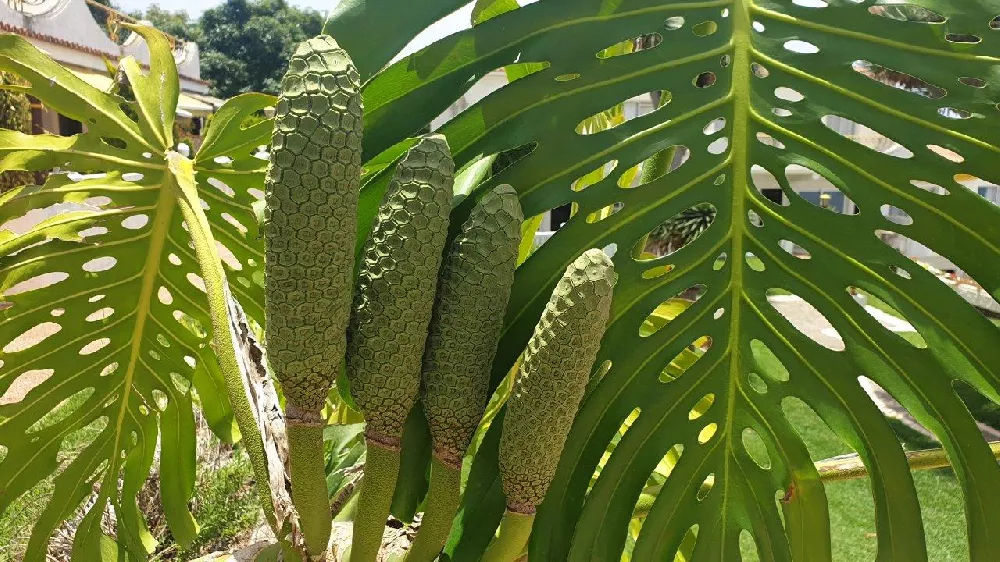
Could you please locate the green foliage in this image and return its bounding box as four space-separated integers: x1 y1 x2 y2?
0 28 274 560
0 71 34 193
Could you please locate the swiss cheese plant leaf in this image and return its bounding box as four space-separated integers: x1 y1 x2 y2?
329 0 1000 560
0 28 271 560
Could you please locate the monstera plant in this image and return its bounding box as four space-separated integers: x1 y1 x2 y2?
2 0 1000 561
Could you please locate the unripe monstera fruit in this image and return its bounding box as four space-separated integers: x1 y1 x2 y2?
499 249 616 513
347 135 454 445
422 185 523 468
264 35 362 413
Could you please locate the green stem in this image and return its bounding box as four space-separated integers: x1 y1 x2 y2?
287 419 333 556
481 510 535 562
350 439 402 562
403 458 462 562
166 153 276 530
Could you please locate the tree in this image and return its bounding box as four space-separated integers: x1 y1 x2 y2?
198 0 324 97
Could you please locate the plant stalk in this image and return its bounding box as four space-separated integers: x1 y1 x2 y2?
403 457 462 562
286 416 333 556
816 440 1000 482
166 152 277 531
480 510 535 562
350 439 402 562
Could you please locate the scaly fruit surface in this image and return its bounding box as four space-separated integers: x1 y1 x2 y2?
422 185 522 467
499 249 616 513
264 34 362 412
347 135 454 443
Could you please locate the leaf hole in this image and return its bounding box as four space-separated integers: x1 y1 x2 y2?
927 144 964 163
847 287 927 348
742 427 772 469
659 336 712 382
688 393 716 420
784 40 819 53
714 307 725 320
85 307 115 322
880 204 913 226
89 294 106 303
959 76 986 88
775 87 804 102
100 362 119 377
640 263 674 280
102 137 127 150
692 21 718 36
554 73 580 82
186 272 206 292
946 33 981 44
168 253 182 266
206 177 236 197
707 137 729 154
174 311 207 339
698 423 718 444
909 180 950 195
714 173 726 185
26 387 95 434
750 339 789 382
697 474 714 501
891 265 912 279
747 372 768 394
151 389 169 411
51 308 65 316
851 60 946 99
703 118 727 135
121 172 144 182
4 272 70 296
745 252 765 272
779 239 811 259
821 115 914 158
868 4 945 22
0 368 53 405
640 285 706 338
638 203 716 257
792 0 828 6
938 107 983 119
748 209 763 227
575 90 670 135
78 226 108 238
596 33 662 59
4 322 61 353
756 132 785 149
79 337 111 356
720 54 731 67
171 373 191 393
82 256 117 273
664 16 686 30
772 107 792 117
713 252 727 271
585 202 624 224
752 164 789 206
157 286 173 306
572 159 619 192
751 63 769 78
752 20 766 32
693 72 717 88
766 289 845 351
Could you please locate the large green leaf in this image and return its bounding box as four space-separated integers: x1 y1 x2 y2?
0 30 272 560
331 1 1000 560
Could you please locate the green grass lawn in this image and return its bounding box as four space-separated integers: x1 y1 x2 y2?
739 399 970 561
737 314 975 562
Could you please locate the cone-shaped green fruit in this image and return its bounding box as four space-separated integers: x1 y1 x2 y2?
347 135 454 443
421 185 523 468
264 34 362 412
499 249 616 513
